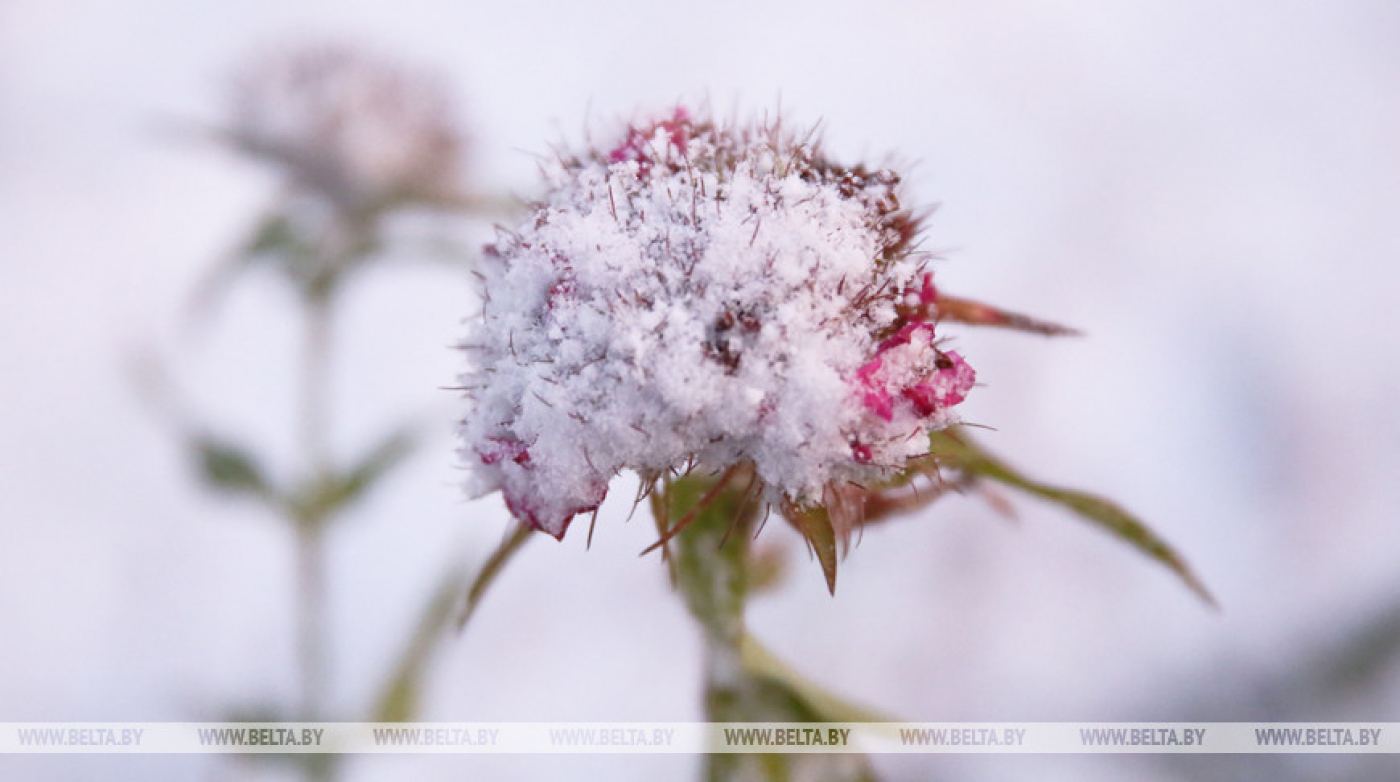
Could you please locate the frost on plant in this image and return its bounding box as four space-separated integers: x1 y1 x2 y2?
459 108 976 540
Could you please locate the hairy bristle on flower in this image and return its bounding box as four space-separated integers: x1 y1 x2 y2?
458 108 975 538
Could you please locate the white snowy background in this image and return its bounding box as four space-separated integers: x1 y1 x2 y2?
2 1 1399 780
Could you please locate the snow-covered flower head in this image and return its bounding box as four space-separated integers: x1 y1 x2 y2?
228 42 464 212
460 108 974 539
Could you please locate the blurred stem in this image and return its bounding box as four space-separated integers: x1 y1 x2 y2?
295 519 328 723
296 295 332 730
302 296 332 470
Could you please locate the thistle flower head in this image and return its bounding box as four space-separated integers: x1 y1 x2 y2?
229 42 464 212
459 108 974 538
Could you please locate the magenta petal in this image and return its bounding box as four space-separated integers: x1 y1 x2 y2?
902 384 942 417
863 388 893 421
854 357 894 420
478 436 531 466
877 321 933 352
903 351 976 414
503 481 608 541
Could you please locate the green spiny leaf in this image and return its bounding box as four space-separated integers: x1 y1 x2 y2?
788 504 840 596
929 427 1216 606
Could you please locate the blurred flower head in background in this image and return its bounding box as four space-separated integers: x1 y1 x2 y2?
458 108 974 539
200 41 472 303
227 42 465 213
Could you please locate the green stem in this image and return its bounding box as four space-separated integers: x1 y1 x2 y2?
668 468 773 782
295 519 333 782
295 518 328 723
296 296 333 764
668 468 879 782
301 297 332 472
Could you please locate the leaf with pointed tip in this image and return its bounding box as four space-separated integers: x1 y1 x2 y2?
240 211 303 259
936 295 1080 336
929 427 1216 606
787 504 840 595
192 435 276 502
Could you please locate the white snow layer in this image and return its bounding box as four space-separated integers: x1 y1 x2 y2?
459 112 973 537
